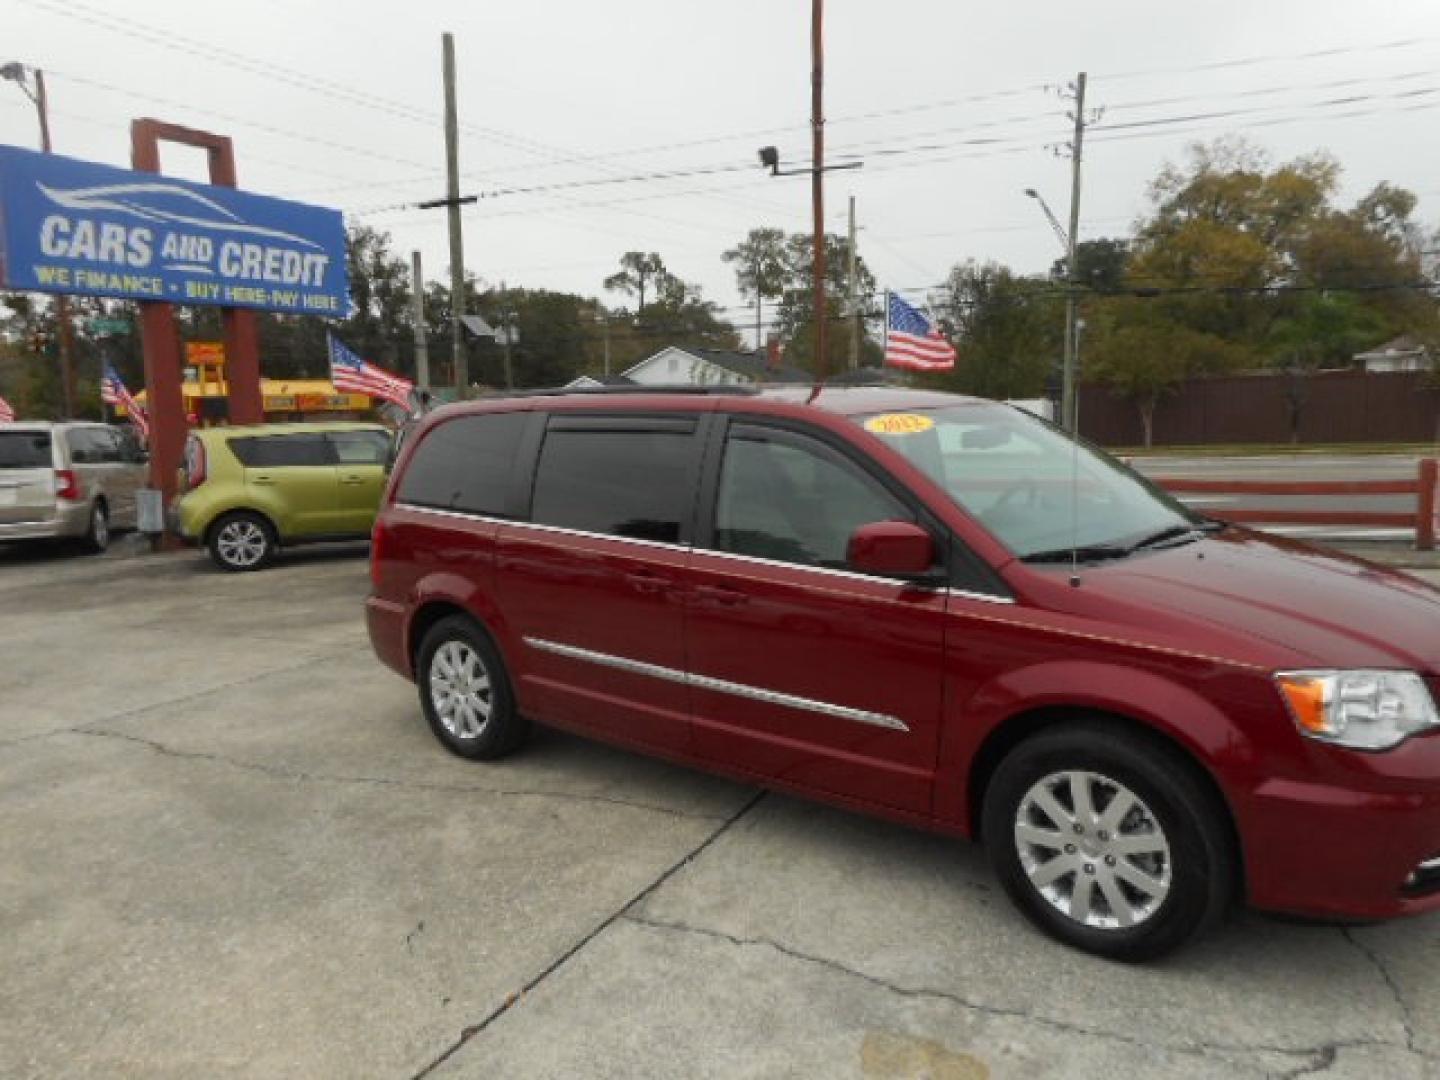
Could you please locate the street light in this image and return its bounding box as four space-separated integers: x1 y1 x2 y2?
1025 187 1080 433
1024 188 1071 254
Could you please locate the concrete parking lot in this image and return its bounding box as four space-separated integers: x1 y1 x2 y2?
4 541 1440 1079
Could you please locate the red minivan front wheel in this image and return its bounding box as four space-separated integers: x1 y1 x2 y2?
982 720 1235 961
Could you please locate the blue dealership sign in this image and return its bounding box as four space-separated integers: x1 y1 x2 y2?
0 144 348 315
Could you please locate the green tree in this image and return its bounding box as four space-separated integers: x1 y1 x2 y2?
775 231 877 373
342 224 414 370
722 228 788 350
604 252 668 317
1085 299 1245 447
639 274 740 353
1052 238 1130 293
924 260 1059 401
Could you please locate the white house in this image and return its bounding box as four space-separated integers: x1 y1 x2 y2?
1355 335 1429 373
621 346 810 386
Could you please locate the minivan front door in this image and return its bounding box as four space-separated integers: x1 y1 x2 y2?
496 415 702 755
685 421 947 814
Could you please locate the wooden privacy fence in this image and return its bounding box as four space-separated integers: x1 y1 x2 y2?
1153 459 1440 551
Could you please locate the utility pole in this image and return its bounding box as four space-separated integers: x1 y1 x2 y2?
1061 71 1088 434
442 32 467 393
499 280 514 390
410 250 430 391
3 64 74 416
810 0 827 387
847 194 859 371
598 313 611 375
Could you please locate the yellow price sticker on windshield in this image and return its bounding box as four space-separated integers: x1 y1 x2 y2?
863 412 934 436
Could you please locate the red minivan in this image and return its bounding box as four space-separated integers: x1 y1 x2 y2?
366 386 1440 959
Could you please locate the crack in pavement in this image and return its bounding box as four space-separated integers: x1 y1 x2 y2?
60 731 731 823
64 727 732 822
1270 1045 1337 1080
1341 927 1418 1054
408 790 767 1080
620 913 1413 1076
0 646 355 750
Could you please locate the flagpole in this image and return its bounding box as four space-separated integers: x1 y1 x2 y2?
882 290 890 366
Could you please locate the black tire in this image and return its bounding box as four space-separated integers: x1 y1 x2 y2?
416 615 530 760
80 500 109 554
981 721 1234 962
207 511 276 572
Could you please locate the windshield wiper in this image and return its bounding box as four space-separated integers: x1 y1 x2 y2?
1021 544 1130 565
1125 524 1204 553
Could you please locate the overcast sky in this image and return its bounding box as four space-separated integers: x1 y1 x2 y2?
5 0 1440 342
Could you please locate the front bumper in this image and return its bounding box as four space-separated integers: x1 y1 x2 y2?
0 502 89 542
1241 736 1440 919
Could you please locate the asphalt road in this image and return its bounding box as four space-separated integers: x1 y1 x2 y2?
1129 452 1427 541
4 543 1440 1078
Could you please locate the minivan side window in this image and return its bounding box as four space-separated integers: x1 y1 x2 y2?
530 423 695 544
66 428 107 464
0 431 52 469
93 427 125 463
229 434 332 468
713 426 911 571
396 412 526 515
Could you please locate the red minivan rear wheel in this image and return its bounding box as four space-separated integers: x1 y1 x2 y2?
982 720 1235 961
416 615 530 761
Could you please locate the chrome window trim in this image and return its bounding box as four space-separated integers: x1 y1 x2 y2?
394 502 507 524
524 636 909 733
395 503 1013 604
502 518 684 551
695 546 1014 604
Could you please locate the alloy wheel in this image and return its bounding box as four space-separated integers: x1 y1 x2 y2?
1013 769 1172 930
216 520 267 568
428 640 492 739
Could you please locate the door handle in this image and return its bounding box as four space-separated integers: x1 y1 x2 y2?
693 584 748 607
251 475 276 485
624 569 669 595
340 476 365 485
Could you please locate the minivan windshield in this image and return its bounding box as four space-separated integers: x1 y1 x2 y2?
0 431 52 469
853 403 1206 561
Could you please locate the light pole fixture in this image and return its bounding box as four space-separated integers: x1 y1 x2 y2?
1025 187 1080 433
756 144 863 392
1024 188 1071 256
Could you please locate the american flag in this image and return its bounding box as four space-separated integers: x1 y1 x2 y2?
0 393 14 423
884 292 957 372
101 365 150 438
327 333 414 408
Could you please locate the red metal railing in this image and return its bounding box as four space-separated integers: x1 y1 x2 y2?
1154 458 1439 551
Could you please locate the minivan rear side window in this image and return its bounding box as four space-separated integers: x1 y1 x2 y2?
397 412 527 515
0 431 52 469
229 434 332 468
530 421 695 544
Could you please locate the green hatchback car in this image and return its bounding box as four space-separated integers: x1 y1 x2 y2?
173 422 393 571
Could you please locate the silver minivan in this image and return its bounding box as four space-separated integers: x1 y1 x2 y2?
0 422 148 553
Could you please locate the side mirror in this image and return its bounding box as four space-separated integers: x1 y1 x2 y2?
847 520 937 580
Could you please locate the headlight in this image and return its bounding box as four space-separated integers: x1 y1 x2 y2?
1275 670 1440 751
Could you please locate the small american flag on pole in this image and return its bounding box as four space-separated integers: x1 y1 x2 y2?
101 364 149 438
327 333 414 408
884 292 956 372
0 393 14 423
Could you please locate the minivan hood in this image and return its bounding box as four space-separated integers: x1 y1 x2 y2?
1061 529 1440 673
